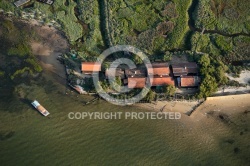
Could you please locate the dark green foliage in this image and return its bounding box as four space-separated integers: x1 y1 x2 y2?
144 89 156 102
0 0 15 12
101 0 192 54
164 85 176 96
155 85 176 96
10 67 31 80
193 0 250 34
25 58 42 73
214 35 233 52
197 54 228 98
8 44 30 57
0 17 42 83
198 74 218 98
76 0 104 56
132 54 143 65
83 78 95 92
166 0 192 49
99 80 110 91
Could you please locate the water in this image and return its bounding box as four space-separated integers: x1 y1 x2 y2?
0 74 249 165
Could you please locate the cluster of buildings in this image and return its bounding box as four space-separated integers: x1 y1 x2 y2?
81 62 200 89
14 0 54 7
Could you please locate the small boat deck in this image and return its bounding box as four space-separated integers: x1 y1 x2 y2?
31 100 50 116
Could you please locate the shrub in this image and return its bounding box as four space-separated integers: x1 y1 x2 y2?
26 58 42 72
0 71 5 77
0 1 15 12
197 54 228 98
11 67 31 80
214 35 233 52
193 0 250 34
7 44 30 57
144 89 156 102
164 85 176 96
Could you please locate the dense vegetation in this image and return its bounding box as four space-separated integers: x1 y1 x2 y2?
0 0 249 99
101 0 192 54
0 0 193 55
0 17 42 86
193 0 250 34
0 0 83 43
74 0 105 57
196 54 228 98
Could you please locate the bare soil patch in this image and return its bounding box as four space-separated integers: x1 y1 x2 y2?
30 24 69 85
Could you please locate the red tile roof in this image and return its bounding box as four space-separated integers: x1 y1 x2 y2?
81 62 101 72
128 77 146 89
180 76 200 87
150 76 175 86
147 63 170 76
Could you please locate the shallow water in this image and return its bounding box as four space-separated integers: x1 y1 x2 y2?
0 75 249 165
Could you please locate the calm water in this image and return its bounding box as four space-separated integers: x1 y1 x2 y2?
0 74 249 165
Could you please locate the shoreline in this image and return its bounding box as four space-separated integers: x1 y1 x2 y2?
10 16 249 112
136 94 250 119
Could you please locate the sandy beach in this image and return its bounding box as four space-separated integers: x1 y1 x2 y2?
137 94 250 117
136 100 200 113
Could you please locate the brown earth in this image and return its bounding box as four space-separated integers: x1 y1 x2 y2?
30 23 69 85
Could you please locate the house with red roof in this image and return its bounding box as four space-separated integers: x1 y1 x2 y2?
145 63 174 87
127 77 146 89
150 76 175 87
123 68 146 88
178 76 200 87
81 62 101 74
147 63 170 76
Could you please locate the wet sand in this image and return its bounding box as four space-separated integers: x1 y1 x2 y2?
136 100 200 113
192 94 250 120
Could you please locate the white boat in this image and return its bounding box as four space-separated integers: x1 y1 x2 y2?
31 100 50 116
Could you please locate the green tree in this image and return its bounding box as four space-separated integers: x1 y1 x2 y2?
164 85 176 96
100 80 109 91
198 54 210 68
163 51 172 61
198 75 218 99
132 54 143 65
144 89 156 102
